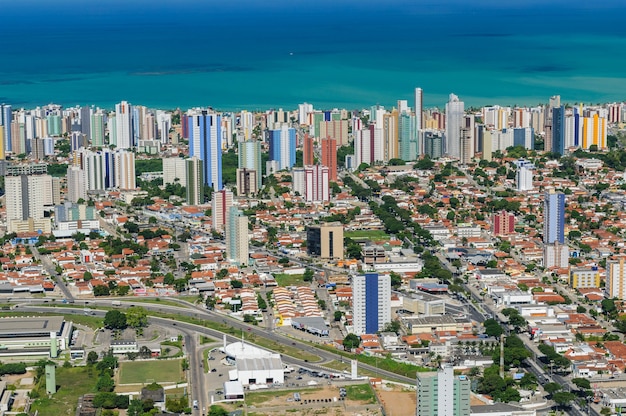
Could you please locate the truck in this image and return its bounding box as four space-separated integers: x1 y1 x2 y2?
111 300 122 307
192 400 199 409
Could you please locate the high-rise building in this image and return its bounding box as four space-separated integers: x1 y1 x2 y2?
1 104 12 153
382 110 399 162
320 137 337 181
543 242 569 269
114 150 136 190
318 120 349 146
445 94 464 159
163 157 187 186
238 140 262 189
459 115 475 165
416 365 470 416
515 159 534 191
492 211 515 236
66 166 87 203
90 110 105 147
211 189 233 232
544 190 565 244
607 257 626 299
352 273 391 336
185 157 204 205
355 125 384 167
513 127 534 149
236 168 258 197
306 223 344 260
398 112 417 161
415 87 423 131
114 101 134 149
551 105 565 155
189 111 223 190
293 165 330 203
303 133 314 166
424 132 443 159
226 206 249 266
5 173 52 233
268 125 296 170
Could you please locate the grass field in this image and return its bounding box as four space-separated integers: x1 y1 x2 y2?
344 230 389 240
272 273 306 287
345 384 377 403
118 359 183 384
245 388 322 406
30 366 97 416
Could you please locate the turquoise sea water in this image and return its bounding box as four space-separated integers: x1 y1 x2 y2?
1 0 626 110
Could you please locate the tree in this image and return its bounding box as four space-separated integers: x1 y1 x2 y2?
230 280 243 289
552 391 576 408
303 268 315 282
390 272 402 290
383 320 401 334
572 377 591 390
87 351 99 365
544 382 562 396
483 319 503 337
343 333 360 351
94 285 110 296
334 311 343 321
126 306 148 333
104 310 127 330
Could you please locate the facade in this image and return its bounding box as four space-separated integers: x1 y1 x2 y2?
185 157 203 205
492 211 515 236
544 243 569 269
268 125 296 170
163 157 187 185
352 273 391 336
424 131 443 159
114 149 136 189
320 137 337 181
226 207 248 265
1 104 12 153
551 105 565 155
445 94 464 159
293 165 330 203
606 257 626 299
355 124 384 166
114 101 134 149
0 316 72 356
238 140 262 188
569 266 600 289
318 119 349 146
415 87 423 131
543 190 565 244
399 112 418 161
515 159 534 191
66 166 87 203
236 168 258 197
212 189 233 233
306 223 344 260
5 173 52 233
416 365 470 416
303 133 314 166
189 111 222 190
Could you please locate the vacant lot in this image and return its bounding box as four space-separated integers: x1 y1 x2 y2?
345 230 389 240
31 366 97 416
273 273 307 287
118 359 183 385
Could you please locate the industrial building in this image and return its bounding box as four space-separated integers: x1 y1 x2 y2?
0 316 72 356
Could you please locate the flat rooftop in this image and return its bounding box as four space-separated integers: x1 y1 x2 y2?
0 316 65 337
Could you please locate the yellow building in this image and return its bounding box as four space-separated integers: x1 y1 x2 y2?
569 266 601 289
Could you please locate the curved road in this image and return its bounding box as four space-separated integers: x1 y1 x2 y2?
16 301 416 411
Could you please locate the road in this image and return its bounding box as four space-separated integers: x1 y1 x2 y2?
31 246 74 302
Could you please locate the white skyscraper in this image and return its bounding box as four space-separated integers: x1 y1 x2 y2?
445 94 464 159
292 165 330 203
114 101 133 149
352 273 391 336
515 159 535 191
226 206 249 266
163 157 188 186
5 174 52 233
415 87 423 131
66 166 87 203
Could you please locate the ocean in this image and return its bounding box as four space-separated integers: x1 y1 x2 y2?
1 0 626 111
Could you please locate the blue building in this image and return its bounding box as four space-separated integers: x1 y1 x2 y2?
189 111 222 190
544 190 565 244
552 106 565 155
352 273 391 335
268 126 296 170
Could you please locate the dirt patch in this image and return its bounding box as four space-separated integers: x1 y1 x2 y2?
375 384 416 416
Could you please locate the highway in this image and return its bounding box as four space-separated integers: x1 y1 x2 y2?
15 300 416 409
